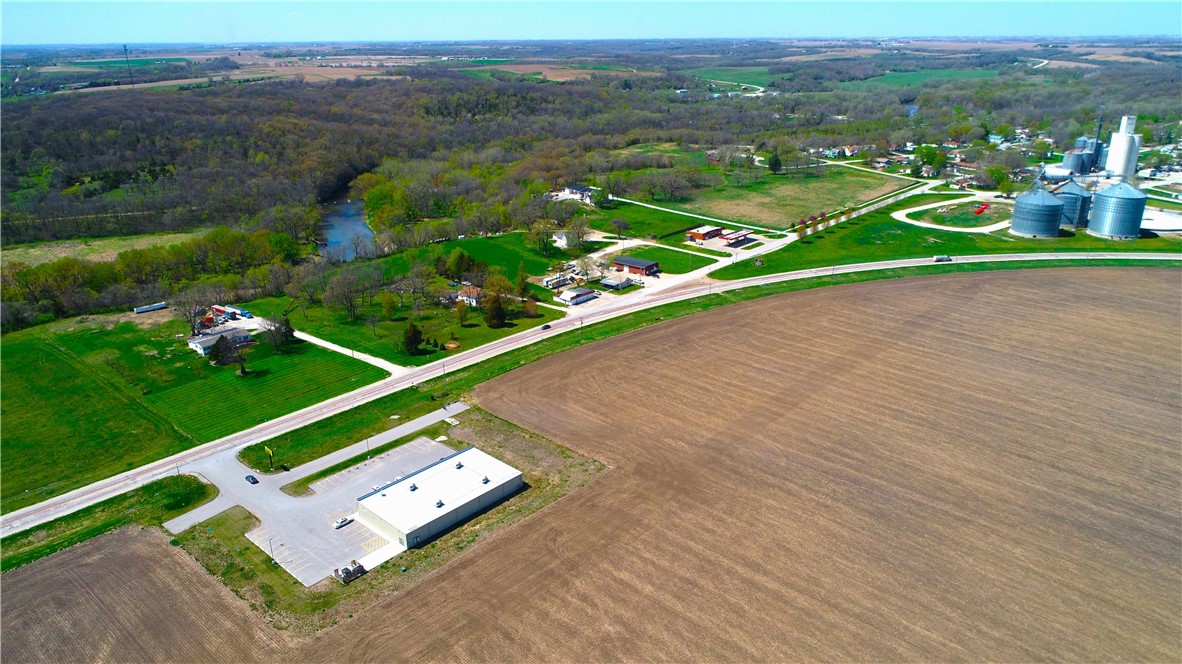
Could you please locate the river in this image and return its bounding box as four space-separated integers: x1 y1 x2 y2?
318 199 374 261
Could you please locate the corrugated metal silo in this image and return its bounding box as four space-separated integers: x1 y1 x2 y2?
1062 150 1083 174
1055 180 1092 229
1010 188 1064 238
1088 182 1146 239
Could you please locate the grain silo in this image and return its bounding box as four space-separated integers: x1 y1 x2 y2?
1088 182 1146 239
1055 179 1092 229
1062 149 1087 175
1104 116 1142 180
1010 186 1064 238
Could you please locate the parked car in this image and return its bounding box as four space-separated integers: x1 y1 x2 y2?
933 255 952 263
245 475 259 485
541 324 551 330
333 517 353 529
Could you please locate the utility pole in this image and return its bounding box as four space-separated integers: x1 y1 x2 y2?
123 45 135 89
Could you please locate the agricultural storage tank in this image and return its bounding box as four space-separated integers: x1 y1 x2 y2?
1056 179 1092 229
1009 188 1064 238
1088 182 1146 239
1062 149 1086 175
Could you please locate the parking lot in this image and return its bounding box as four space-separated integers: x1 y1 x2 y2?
164 407 461 586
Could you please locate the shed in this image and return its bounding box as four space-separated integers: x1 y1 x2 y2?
356 447 522 549
613 256 660 275
600 276 633 290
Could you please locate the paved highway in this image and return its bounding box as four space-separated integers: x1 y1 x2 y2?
2 250 1178 537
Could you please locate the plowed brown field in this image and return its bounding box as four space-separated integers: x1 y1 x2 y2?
304 268 1181 662
4 269 1179 663
0 528 287 663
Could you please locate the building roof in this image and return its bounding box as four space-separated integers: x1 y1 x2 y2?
188 327 251 348
357 447 522 533
720 229 753 240
1096 182 1147 200
561 286 595 298
1055 179 1092 198
600 276 632 287
688 225 721 235
458 285 483 299
566 185 594 194
614 256 659 269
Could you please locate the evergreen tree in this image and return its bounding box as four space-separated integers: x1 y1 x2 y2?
403 321 423 353
767 151 782 174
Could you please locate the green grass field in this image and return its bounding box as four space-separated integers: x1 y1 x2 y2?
710 197 1182 280
584 203 751 247
1146 197 1182 212
0 476 215 572
682 66 777 86
69 57 189 68
912 202 1013 228
245 292 563 368
616 245 718 274
666 167 910 228
0 318 387 512
377 232 604 282
839 69 999 89
611 142 711 169
1 229 208 267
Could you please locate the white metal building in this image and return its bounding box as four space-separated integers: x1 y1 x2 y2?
356 447 523 548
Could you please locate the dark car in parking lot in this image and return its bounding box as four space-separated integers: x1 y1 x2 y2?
245 475 259 485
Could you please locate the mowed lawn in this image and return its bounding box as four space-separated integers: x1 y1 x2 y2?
585 203 751 246
617 245 718 274
378 232 606 281
711 197 1182 280
668 167 910 228
913 202 1014 228
246 295 564 367
0 319 387 512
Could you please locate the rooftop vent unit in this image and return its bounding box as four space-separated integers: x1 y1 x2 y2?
482 476 490 485
409 483 417 492
455 461 464 469
436 499 444 508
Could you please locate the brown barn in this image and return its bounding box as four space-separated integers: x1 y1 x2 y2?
686 225 724 242
614 256 660 275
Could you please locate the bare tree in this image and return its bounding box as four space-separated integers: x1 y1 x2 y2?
259 316 295 351
323 270 362 320
609 218 630 238
172 284 215 335
566 218 591 248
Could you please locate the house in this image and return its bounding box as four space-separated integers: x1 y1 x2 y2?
553 231 572 249
705 150 721 164
613 256 660 276
187 327 254 356
921 164 935 177
685 225 723 242
675 89 689 94
600 275 633 290
457 285 484 307
558 287 598 305
562 185 596 203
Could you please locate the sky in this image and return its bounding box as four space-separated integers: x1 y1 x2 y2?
3 1 1180 46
